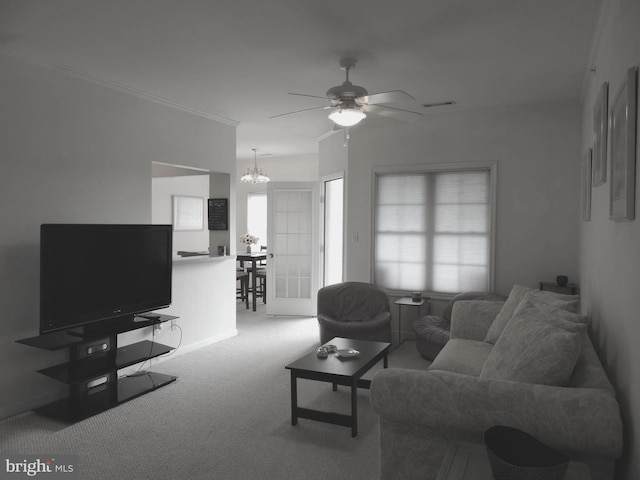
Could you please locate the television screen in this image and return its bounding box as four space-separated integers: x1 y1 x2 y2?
40 224 173 334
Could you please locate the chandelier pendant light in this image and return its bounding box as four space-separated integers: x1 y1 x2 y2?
241 148 270 184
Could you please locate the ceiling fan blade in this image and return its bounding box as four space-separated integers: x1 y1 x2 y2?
269 105 329 119
358 90 415 105
363 104 423 122
288 92 328 100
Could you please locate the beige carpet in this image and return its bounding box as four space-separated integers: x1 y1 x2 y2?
0 304 430 480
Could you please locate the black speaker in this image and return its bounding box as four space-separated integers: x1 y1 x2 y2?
77 336 111 360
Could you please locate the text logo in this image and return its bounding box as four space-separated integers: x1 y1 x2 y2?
2 456 78 479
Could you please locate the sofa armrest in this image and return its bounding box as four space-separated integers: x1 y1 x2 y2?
450 300 504 340
370 368 622 458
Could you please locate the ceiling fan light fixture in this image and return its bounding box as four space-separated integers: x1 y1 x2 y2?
328 107 366 127
241 148 270 184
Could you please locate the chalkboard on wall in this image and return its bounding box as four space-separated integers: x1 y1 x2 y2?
208 198 228 230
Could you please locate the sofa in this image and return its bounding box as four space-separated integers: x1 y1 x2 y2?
412 291 507 360
370 285 623 480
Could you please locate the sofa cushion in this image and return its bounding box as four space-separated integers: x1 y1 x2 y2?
514 289 580 317
428 338 493 377
484 284 532 343
480 303 587 386
484 285 579 344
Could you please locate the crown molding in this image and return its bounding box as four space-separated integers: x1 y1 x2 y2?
0 46 240 127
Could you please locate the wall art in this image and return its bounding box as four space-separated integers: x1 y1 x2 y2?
592 81 608 186
609 67 637 221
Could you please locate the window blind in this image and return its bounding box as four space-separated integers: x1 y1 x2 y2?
374 168 492 294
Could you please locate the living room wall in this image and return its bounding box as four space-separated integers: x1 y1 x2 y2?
0 53 237 419
152 175 211 253
320 102 582 296
580 0 640 477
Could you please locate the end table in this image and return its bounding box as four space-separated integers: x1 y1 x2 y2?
539 282 579 295
394 297 429 346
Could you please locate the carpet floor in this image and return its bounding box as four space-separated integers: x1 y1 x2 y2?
0 303 430 480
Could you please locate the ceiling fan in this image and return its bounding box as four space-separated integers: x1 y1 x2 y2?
269 58 423 128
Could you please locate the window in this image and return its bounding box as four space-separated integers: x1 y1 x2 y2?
374 167 493 294
322 175 344 286
247 192 267 248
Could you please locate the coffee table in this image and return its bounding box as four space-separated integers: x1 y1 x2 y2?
285 337 391 437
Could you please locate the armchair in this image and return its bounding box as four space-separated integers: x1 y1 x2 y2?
317 282 392 344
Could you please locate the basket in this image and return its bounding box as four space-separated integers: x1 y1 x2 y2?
484 426 569 480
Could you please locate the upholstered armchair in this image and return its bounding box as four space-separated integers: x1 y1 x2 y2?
317 281 392 344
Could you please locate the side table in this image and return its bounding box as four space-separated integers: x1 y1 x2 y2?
539 282 579 295
436 442 590 480
394 297 428 346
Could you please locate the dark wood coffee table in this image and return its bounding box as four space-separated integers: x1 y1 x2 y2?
285 337 391 437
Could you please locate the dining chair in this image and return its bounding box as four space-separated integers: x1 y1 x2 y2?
255 270 266 304
236 270 249 309
254 245 267 304
257 245 267 269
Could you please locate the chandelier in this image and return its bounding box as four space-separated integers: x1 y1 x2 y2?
240 148 270 184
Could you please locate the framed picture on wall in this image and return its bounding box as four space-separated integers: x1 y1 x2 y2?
609 66 637 221
592 81 608 186
173 195 204 231
582 148 592 222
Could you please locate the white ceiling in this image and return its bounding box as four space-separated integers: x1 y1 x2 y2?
0 0 603 160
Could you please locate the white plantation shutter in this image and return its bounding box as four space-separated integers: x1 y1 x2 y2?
374 168 492 294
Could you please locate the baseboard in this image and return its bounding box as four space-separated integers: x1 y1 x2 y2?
151 328 238 366
0 386 67 421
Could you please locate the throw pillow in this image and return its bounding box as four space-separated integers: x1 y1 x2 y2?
484 285 532 344
512 289 579 317
484 286 580 344
480 304 587 386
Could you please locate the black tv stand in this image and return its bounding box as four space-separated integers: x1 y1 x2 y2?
16 313 178 422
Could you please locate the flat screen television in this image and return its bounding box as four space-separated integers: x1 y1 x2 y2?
40 224 173 334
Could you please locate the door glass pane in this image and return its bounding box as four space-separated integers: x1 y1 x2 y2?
247 193 267 248
274 189 313 300
323 177 344 286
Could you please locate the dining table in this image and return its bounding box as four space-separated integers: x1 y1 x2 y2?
236 251 268 311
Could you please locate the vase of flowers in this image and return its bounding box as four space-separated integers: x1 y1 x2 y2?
240 233 259 253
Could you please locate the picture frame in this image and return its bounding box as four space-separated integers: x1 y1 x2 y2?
609 67 637 221
582 148 592 221
592 81 608 186
173 195 204 231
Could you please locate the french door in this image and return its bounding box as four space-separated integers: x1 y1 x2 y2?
266 182 319 316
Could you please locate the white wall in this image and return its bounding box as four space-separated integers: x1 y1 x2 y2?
159 257 237 356
318 131 348 178
322 103 582 296
0 52 237 419
152 175 211 253
580 1 640 477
